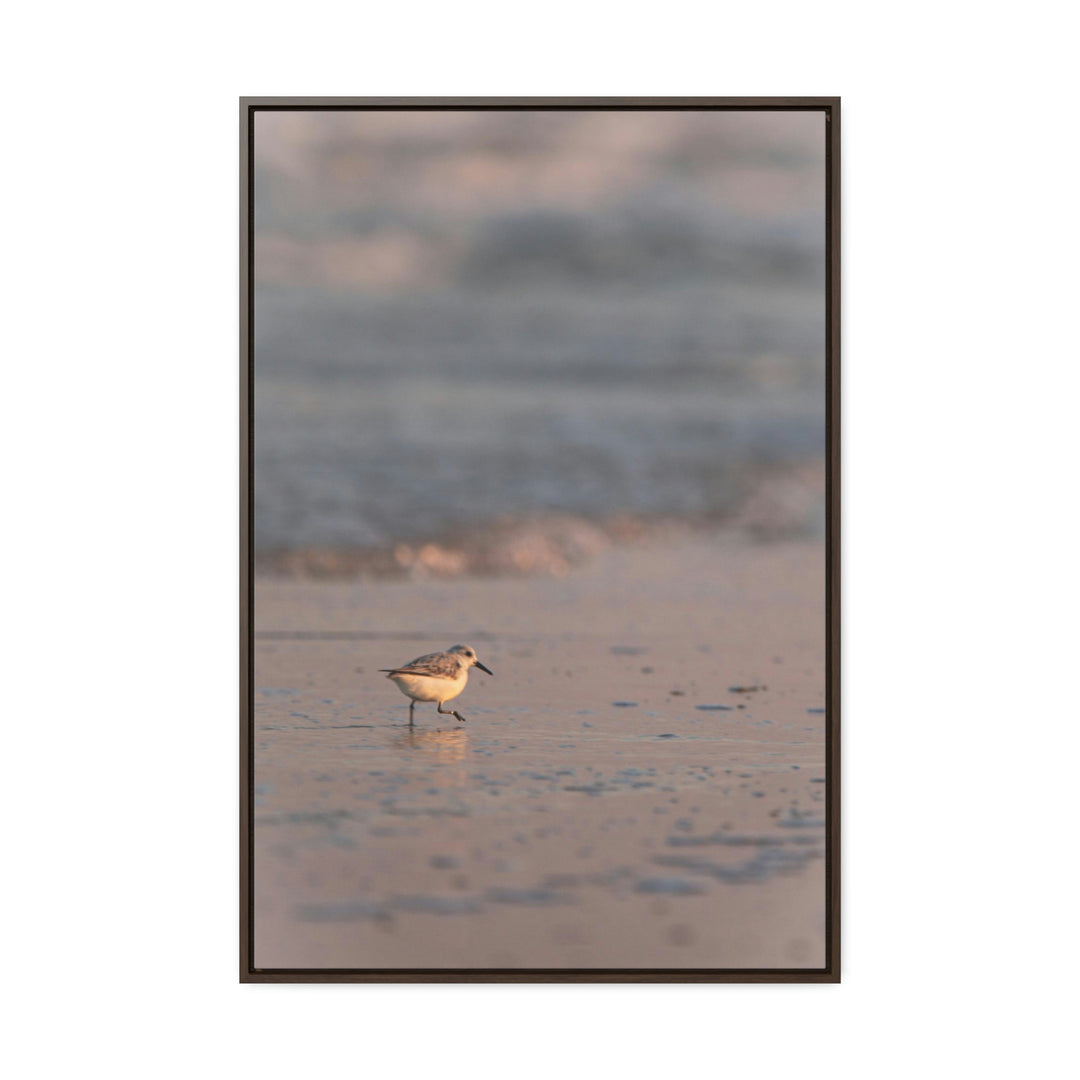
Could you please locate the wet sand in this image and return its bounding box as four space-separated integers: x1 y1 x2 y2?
252 533 827 969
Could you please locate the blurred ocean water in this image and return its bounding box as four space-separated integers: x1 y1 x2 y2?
253 111 825 552
254 282 824 549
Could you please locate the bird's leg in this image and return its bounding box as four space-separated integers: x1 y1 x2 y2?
437 702 467 724
409 701 415 726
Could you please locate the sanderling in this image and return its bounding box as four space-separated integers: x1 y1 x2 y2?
380 643 493 725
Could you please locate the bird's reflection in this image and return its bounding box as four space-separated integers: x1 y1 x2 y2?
395 727 469 763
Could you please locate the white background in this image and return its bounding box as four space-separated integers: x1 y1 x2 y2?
4 2 1077 1076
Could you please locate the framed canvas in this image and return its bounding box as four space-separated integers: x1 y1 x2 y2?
241 97 840 982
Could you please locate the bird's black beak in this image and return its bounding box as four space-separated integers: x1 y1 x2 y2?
475 660 493 676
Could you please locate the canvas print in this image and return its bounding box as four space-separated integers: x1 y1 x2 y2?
246 103 834 974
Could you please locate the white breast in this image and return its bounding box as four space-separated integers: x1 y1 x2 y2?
389 669 468 703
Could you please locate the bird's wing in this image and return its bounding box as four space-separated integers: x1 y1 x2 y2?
380 652 461 680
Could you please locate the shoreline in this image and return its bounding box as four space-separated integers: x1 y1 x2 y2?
254 459 826 581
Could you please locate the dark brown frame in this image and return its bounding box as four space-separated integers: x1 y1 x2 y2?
240 96 840 983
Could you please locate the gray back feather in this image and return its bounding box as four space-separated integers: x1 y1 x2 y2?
388 651 464 679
